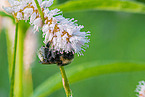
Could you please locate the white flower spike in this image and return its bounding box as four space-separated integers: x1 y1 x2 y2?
4 0 90 56
136 81 145 97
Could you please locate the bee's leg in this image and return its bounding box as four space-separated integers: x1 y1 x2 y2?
58 62 69 66
57 61 63 66
39 61 43 63
39 60 48 64
62 51 67 59
50 57 56 63
46 42 51 48
55 52 60 61
44 48 49 59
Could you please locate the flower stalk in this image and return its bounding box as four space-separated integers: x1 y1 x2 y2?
10 22 18 97
59 66 72 97
14 21 27 97
34 0 44 22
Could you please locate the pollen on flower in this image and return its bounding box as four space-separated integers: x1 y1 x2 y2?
41 8 90 55
4 0 90 56
136 81 145 97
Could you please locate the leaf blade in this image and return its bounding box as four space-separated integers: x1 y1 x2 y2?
32 61 145 97
52 0 145 14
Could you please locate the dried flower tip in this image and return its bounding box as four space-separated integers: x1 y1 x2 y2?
3 0 54 32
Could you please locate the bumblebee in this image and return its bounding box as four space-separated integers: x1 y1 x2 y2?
38 42 74 66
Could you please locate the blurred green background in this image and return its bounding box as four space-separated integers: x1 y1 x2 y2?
1 0 145 97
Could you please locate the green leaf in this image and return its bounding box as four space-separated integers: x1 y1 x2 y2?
52 0 145 14
32 61 145 97
0 11 14 21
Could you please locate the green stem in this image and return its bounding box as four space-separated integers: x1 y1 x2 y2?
10 23 18 97
23 69 33 97
34 0 44 22
59 66 72 97
14 21 26 97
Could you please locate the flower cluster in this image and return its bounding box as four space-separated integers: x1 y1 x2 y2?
136 81 145 97
4 0 53 31
4 0 90 55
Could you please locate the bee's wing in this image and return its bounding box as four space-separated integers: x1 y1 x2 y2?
37 46 45 62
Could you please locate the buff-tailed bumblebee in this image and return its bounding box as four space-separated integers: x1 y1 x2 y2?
38 42 74 66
